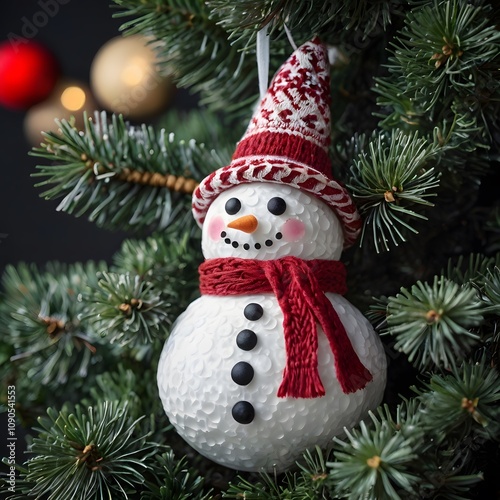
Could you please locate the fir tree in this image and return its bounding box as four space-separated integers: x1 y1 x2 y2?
1 0 500 498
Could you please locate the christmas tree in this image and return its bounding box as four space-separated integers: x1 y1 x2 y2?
2 0 500 498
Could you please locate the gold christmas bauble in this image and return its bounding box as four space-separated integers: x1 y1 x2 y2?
90 35 174 120
24 80 96 146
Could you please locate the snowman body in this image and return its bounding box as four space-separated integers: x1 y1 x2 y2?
157 183 387 472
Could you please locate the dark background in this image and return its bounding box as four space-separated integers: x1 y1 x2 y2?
0 1 175 272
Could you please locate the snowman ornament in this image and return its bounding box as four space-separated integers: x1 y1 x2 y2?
157 38 387 473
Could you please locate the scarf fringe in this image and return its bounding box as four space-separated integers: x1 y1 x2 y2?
337 364 373 394
277 367 326 398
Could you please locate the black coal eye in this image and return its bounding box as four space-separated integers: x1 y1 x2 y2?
267 197 286 215
225 197 241 215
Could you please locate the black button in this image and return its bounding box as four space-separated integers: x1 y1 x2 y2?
244 303 263 321
232 401 255 424
236 329 258 351
231 362 254 386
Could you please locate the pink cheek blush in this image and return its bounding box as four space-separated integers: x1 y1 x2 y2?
281 219 306 242
207 216 225 241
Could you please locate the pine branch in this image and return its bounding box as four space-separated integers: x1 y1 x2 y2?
8 401 160 500
0 262 108 386
384 276 484 370
482 266 500 313
207 0 400 51
225 447 330 498
84 272 172 347
396 0 499 109
111 231 202 309
375 0 500 149
83 231 202 347
327 389 489 500
86 365 173 449
328 407 421 500
141 451 212 499
347 130 441 252
416 359 500 443
444 253 500 288
31 111 221 233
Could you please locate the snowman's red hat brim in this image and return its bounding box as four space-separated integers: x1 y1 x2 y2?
192 156 361 248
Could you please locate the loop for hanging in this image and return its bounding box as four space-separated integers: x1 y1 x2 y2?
283 24 298 51
256 23 270 100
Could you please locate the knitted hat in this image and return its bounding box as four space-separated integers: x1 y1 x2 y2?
192 38 361 248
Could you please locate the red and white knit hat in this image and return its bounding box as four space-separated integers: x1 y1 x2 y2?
192 37 361 248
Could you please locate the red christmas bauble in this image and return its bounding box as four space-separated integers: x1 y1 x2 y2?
0 40 59 109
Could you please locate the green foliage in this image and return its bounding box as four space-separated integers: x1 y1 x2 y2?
225 447 331 498
385 276 484 369
141 451 211 499
417 360 500 442
348 130 440 252
326 388 489 500
444 253 500 288
111 231 202 316
11 401 158 500
85 271 171 346
375 0 500 149
83 231 202 347
390 0 499 111
329 411 420 500
482 266 500 311
85 365 172 449
88 366 149 419
31 111 220 233
0 262 108 386
207 0 397 49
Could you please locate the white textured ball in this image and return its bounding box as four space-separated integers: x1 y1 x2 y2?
157 183 387 472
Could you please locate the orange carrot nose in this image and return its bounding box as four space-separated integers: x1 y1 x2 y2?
227 214 259 234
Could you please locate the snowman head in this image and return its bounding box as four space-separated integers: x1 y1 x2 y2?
202 182 344 261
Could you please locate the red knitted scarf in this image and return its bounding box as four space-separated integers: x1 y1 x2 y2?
199 256 372 398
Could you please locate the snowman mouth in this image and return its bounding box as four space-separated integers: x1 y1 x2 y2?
220 231 283 251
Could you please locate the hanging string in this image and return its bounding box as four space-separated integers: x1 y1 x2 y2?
256 23 270 100
283 24 298 51
256 23 298 99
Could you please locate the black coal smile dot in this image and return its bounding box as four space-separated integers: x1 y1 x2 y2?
222 232 284 250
